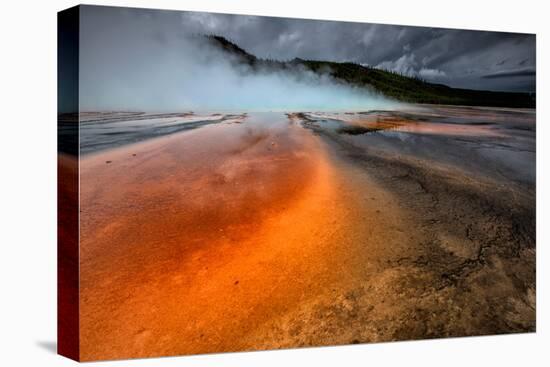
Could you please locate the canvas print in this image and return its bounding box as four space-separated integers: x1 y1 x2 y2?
58 5 536 361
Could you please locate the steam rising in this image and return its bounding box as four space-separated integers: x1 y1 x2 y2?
79 7 399 112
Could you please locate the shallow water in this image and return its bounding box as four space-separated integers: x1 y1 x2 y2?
79 106 535 187
75 105 535 359
79 111 248 153
302 106 535 187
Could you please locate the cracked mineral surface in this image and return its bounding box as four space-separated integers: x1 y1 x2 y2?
77 106 535 360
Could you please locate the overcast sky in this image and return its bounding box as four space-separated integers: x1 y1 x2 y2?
80 5 536 103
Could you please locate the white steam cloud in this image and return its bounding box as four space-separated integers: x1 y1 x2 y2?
79 8 399 112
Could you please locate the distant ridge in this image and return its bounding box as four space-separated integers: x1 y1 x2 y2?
205 35 535 108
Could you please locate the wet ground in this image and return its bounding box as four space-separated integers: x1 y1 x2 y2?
76 105 535 360
302 105 535 187
79 111 248 153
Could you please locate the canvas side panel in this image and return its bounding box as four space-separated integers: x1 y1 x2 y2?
57 5 80 362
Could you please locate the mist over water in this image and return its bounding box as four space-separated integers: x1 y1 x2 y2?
79 8 400 112
180 51 400 112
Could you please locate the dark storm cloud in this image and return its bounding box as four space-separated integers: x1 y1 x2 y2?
178 9 535 92
81 5 536 97
482 68 536 79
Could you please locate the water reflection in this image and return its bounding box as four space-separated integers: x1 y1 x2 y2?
79 112 248 154
300 106 535 186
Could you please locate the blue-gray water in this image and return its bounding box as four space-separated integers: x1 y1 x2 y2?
78 112 247 154
75 105 535 189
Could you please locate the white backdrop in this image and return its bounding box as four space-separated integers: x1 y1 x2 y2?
0 0 547 365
